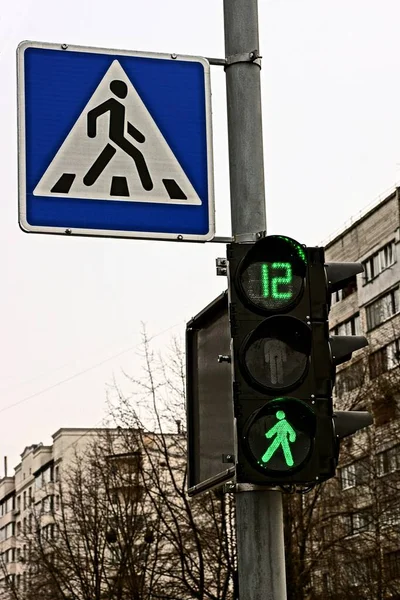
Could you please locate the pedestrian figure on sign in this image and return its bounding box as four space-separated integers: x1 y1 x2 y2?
83 79 153 191
262 410 296 467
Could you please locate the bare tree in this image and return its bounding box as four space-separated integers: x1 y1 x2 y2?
0 328 236 600
108 327 236 599
285 337 400 600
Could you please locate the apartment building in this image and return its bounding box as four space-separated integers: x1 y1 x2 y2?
327 188 400 400
0 424 228 600
308 187 400 599
0 428 112 597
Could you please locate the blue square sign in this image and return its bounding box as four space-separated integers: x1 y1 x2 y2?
17 41 215 242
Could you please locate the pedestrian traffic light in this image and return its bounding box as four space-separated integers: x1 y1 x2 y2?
227 235 371 486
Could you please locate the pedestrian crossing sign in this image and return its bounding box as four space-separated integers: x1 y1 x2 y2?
17 41 215 241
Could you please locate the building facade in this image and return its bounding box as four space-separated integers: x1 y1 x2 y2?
0 428 112 597
0 424 234 600
308 187 400 599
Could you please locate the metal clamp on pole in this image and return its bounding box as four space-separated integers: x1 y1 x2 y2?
225 49 262 69
233 230 266 244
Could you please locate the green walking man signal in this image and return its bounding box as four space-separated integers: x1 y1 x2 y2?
262 410 296 467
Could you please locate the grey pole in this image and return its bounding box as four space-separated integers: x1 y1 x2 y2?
223 1 287 598
223 0 266 241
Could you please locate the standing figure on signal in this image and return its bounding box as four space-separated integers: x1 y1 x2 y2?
83 79 153 191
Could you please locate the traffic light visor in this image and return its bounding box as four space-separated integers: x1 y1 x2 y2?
237 236 307 313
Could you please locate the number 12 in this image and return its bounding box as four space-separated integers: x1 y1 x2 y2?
261 262 293 299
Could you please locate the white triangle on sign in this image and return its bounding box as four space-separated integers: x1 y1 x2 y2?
33 60 202 206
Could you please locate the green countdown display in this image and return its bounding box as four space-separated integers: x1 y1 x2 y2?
238 236 307 312
261 262 293 300
244 397 316 474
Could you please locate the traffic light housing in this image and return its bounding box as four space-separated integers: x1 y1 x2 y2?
227 235 371 486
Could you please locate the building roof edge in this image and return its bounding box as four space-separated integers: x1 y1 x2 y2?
323 187 398 249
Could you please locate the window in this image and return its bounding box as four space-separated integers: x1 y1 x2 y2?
343 509 373 536
341 463 356 490
385 551 400 580
43 524 55 540
43 466 53 485
347 557 377 587
335 361 364 395
363 241 396 283
331 313 361 337
382 504 400 528
0 523 16 541
331 276 358 305
319 522 332 543
369 339 400 378
3 549 15 564
352 510 372 533
42 496 54 513
347 561 364 587
387 339 400 370
369 347 388 379
35 465 53 490
381 242 395 269
5 497 14 513
378 446 400 477
322 572 333 594
366 287 400 330
1 496 15 515
340 459 369 490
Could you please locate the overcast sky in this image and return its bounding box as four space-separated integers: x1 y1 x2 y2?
1 0 400 472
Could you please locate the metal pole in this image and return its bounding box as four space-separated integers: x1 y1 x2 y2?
223 0 266 241
223 1 287 598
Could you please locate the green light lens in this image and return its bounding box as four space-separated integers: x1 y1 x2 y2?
244 398 315 474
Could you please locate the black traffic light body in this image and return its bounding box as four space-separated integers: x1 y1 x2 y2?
227 235 370 486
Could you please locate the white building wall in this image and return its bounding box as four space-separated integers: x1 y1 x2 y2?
0 428 117 597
